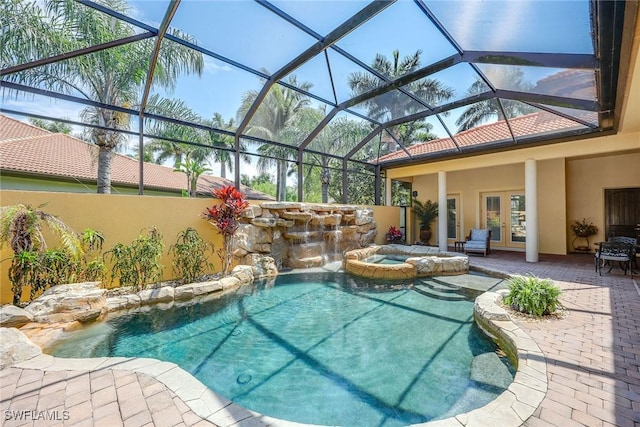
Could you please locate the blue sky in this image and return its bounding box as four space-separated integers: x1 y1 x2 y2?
3 0 595 178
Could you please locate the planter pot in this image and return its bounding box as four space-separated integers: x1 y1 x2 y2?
420 229 432 244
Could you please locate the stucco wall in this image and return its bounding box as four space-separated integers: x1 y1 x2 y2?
566 151 640 250
0 190 397 304
409 159 567 254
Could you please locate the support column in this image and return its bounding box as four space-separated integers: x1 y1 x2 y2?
438 171 447 252
525 159 539 262
385 176 392 206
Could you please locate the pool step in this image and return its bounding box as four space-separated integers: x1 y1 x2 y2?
417 278 461 293
413 281 467 301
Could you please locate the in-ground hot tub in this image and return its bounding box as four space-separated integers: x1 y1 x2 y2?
344 244 469 279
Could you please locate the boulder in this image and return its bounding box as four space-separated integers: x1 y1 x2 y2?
138 286 175 305
241 254 278 278
354 208 374 225
235 224 272 252
25 282 107 323
0 328 42 369
0 305 34 328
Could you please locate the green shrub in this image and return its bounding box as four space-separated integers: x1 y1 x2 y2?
169 227 213 284
503 275 562 317
106 227 164 290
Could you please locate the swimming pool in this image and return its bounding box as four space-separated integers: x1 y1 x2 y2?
48 273 514 426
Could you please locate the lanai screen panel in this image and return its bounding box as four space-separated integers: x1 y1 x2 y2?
0 0 627 195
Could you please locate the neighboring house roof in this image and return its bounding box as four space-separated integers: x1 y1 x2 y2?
377 110 594 162
0 115 273 200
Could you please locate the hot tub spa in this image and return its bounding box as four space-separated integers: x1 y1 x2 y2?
343 244 469 279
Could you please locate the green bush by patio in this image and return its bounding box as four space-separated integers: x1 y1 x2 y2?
504 274 562 317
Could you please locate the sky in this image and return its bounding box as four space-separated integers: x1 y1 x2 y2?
2 0 595 180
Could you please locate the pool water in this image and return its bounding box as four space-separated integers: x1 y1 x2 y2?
49 273 514 426
363 254 409 265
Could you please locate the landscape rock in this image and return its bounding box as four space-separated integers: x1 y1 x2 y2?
0 328 42 369
25 282 106 323
0 305 34 328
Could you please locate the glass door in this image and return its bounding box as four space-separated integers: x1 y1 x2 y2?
482 192 526 249
447 195 460 244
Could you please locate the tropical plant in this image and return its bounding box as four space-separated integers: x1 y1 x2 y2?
348 49 453 150
386 226 403 243
144 95 208 168
169 227 214 284
77 228 106 282
456 66 536 132
503 275 563 317
203 185 249 275
0 204 83 305
238 74 312 201
29 118 72 134
105 227 164 290
2 0 204 194
413 199 439 231
174 155 212 197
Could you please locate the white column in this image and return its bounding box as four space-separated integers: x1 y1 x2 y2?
385 176 392 206
438 171 448 252
525 159 539 262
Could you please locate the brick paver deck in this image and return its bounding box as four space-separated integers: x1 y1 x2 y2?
1 251 638 426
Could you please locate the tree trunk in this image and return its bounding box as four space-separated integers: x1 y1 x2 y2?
97 146 112 194
220 161 226 179
279 160 287 201
321 167 330 203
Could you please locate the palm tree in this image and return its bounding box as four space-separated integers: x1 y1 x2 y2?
456 66 536 132
204 113 251 179
237 75 312 201
174 155 212 197
0 204 82 305
348 49 453 150
2 0 204 193
144 95 207 168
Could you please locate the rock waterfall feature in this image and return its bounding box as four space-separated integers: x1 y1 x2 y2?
234 202 377 269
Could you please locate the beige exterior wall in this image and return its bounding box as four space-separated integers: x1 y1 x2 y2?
408 160 567 254
0 190 398 304
566 151 640 250
390 146 639 255
0 191 225 304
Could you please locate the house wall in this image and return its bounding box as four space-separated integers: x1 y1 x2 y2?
566 151 640 250
0 174 183 197
409 159 567 254
0 190 398 304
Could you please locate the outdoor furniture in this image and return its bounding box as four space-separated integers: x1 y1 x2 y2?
454 240 466 252
608 236 638 270
464 229 491 256
595 240 635 278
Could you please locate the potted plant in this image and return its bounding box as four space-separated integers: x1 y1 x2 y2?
413 199 438 244
386 226 404 244
570 218 598 251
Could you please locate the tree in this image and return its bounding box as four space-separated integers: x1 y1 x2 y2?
29 118 72 134
238 75 312 201
348 49 453 151
2 0 204 193
456 66 536 132
0 204 82 305
204 113 250 179
144 95 208 168
174 155 212 197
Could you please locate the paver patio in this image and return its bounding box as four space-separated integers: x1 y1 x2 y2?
1 251 638 426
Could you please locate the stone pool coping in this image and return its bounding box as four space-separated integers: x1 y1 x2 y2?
344 244 469 279
9 275 547 427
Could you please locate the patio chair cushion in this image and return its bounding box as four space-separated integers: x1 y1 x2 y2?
465 228 491 256
595 241 634 277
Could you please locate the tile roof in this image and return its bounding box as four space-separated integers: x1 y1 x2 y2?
0 115 272 200
377 111 592 162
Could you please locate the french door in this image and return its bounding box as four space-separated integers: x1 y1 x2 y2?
447 195 461 244
481 192 526 249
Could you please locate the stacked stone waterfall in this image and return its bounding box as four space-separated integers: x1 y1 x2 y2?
234 202 377 269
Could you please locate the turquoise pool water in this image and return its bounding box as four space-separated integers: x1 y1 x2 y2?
49 273 514 426
363 254 409 265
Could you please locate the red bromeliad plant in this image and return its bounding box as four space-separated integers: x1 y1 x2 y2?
203 185 249 275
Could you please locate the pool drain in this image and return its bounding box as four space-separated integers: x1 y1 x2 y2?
231 328 243 336
237 373 252 384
